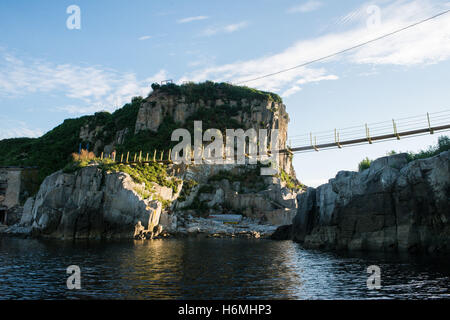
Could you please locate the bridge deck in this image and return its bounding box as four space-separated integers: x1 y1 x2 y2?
286 124 450 153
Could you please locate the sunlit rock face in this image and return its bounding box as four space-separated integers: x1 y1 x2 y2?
18 166 173 240
134 88 295 176
292 151 450 253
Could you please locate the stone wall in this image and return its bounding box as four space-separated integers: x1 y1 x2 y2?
0 167 39 225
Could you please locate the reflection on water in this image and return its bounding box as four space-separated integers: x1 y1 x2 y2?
0 237 449 299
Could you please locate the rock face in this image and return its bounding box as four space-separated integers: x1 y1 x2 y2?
134 89 295 176
292 151 450 253
17 166 171 239
173 163 300 226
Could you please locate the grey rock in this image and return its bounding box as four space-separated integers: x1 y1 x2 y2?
21 166 166 240
292 151 450 253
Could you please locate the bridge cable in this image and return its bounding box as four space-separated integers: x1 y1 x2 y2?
235 9 450 85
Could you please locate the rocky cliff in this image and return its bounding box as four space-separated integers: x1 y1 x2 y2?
77 82 295 176
10 165 179 239
3 161 300 239
290 151 450 253
133 84 294 175
1 82 303 239
172 163 300 226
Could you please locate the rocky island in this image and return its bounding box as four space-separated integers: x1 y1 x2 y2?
0 82 303 240
1 82 449 255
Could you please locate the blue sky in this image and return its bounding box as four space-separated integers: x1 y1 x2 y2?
1 0 450 186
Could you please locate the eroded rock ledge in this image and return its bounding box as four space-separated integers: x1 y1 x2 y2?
2 162 301 240
289 151 450 253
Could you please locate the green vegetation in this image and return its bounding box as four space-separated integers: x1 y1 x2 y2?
101 162 179 194
115 115 181 156
186 106 242 130
357 135 450 171
386 150 397 156
182 195 210 217
406 135 450 162
63 151 180 200
0 81 284 190
152 81 282 104
208 164 268 192
177 179 198 202
0 117 88 183
198 184 215 194
358 157 372 172
279 169 305 191
0 96 143 184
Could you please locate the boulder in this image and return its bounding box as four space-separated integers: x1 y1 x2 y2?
270 225 292 240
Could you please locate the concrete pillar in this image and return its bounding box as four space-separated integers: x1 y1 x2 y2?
4 169 21 208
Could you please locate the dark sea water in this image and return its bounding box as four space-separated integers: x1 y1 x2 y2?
0 237 449 300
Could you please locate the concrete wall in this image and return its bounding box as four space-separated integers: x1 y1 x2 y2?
4 169 21 208
0 167 40 209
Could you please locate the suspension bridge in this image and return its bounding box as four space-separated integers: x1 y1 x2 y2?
96 109 450 165
283 110 450 155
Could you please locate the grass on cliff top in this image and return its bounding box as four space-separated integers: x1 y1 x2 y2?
358 135 450 171
151 81 283 104
63 150 180 197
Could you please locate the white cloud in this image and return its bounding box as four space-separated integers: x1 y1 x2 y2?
177 16 209 24
0 116 43 139
200 21 248 36
224 22 248 33
282 86 302 97
138 35 152 41
182 0 450 93
0 50 168 115
287 1 323 14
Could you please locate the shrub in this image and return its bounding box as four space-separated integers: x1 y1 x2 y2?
178 179 198 202
151 83 161 91
358 157 372 171
71 149 96 162
279 169 305 191
407 135 450 162
155 81 283 104
386 150 397 156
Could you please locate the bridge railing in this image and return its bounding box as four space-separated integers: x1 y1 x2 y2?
287 110 450 153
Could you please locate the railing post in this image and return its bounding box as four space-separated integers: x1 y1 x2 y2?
365 124 372 144
335 129 342 148
427 113 434 134
392 119 400 140
311 132 318 151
